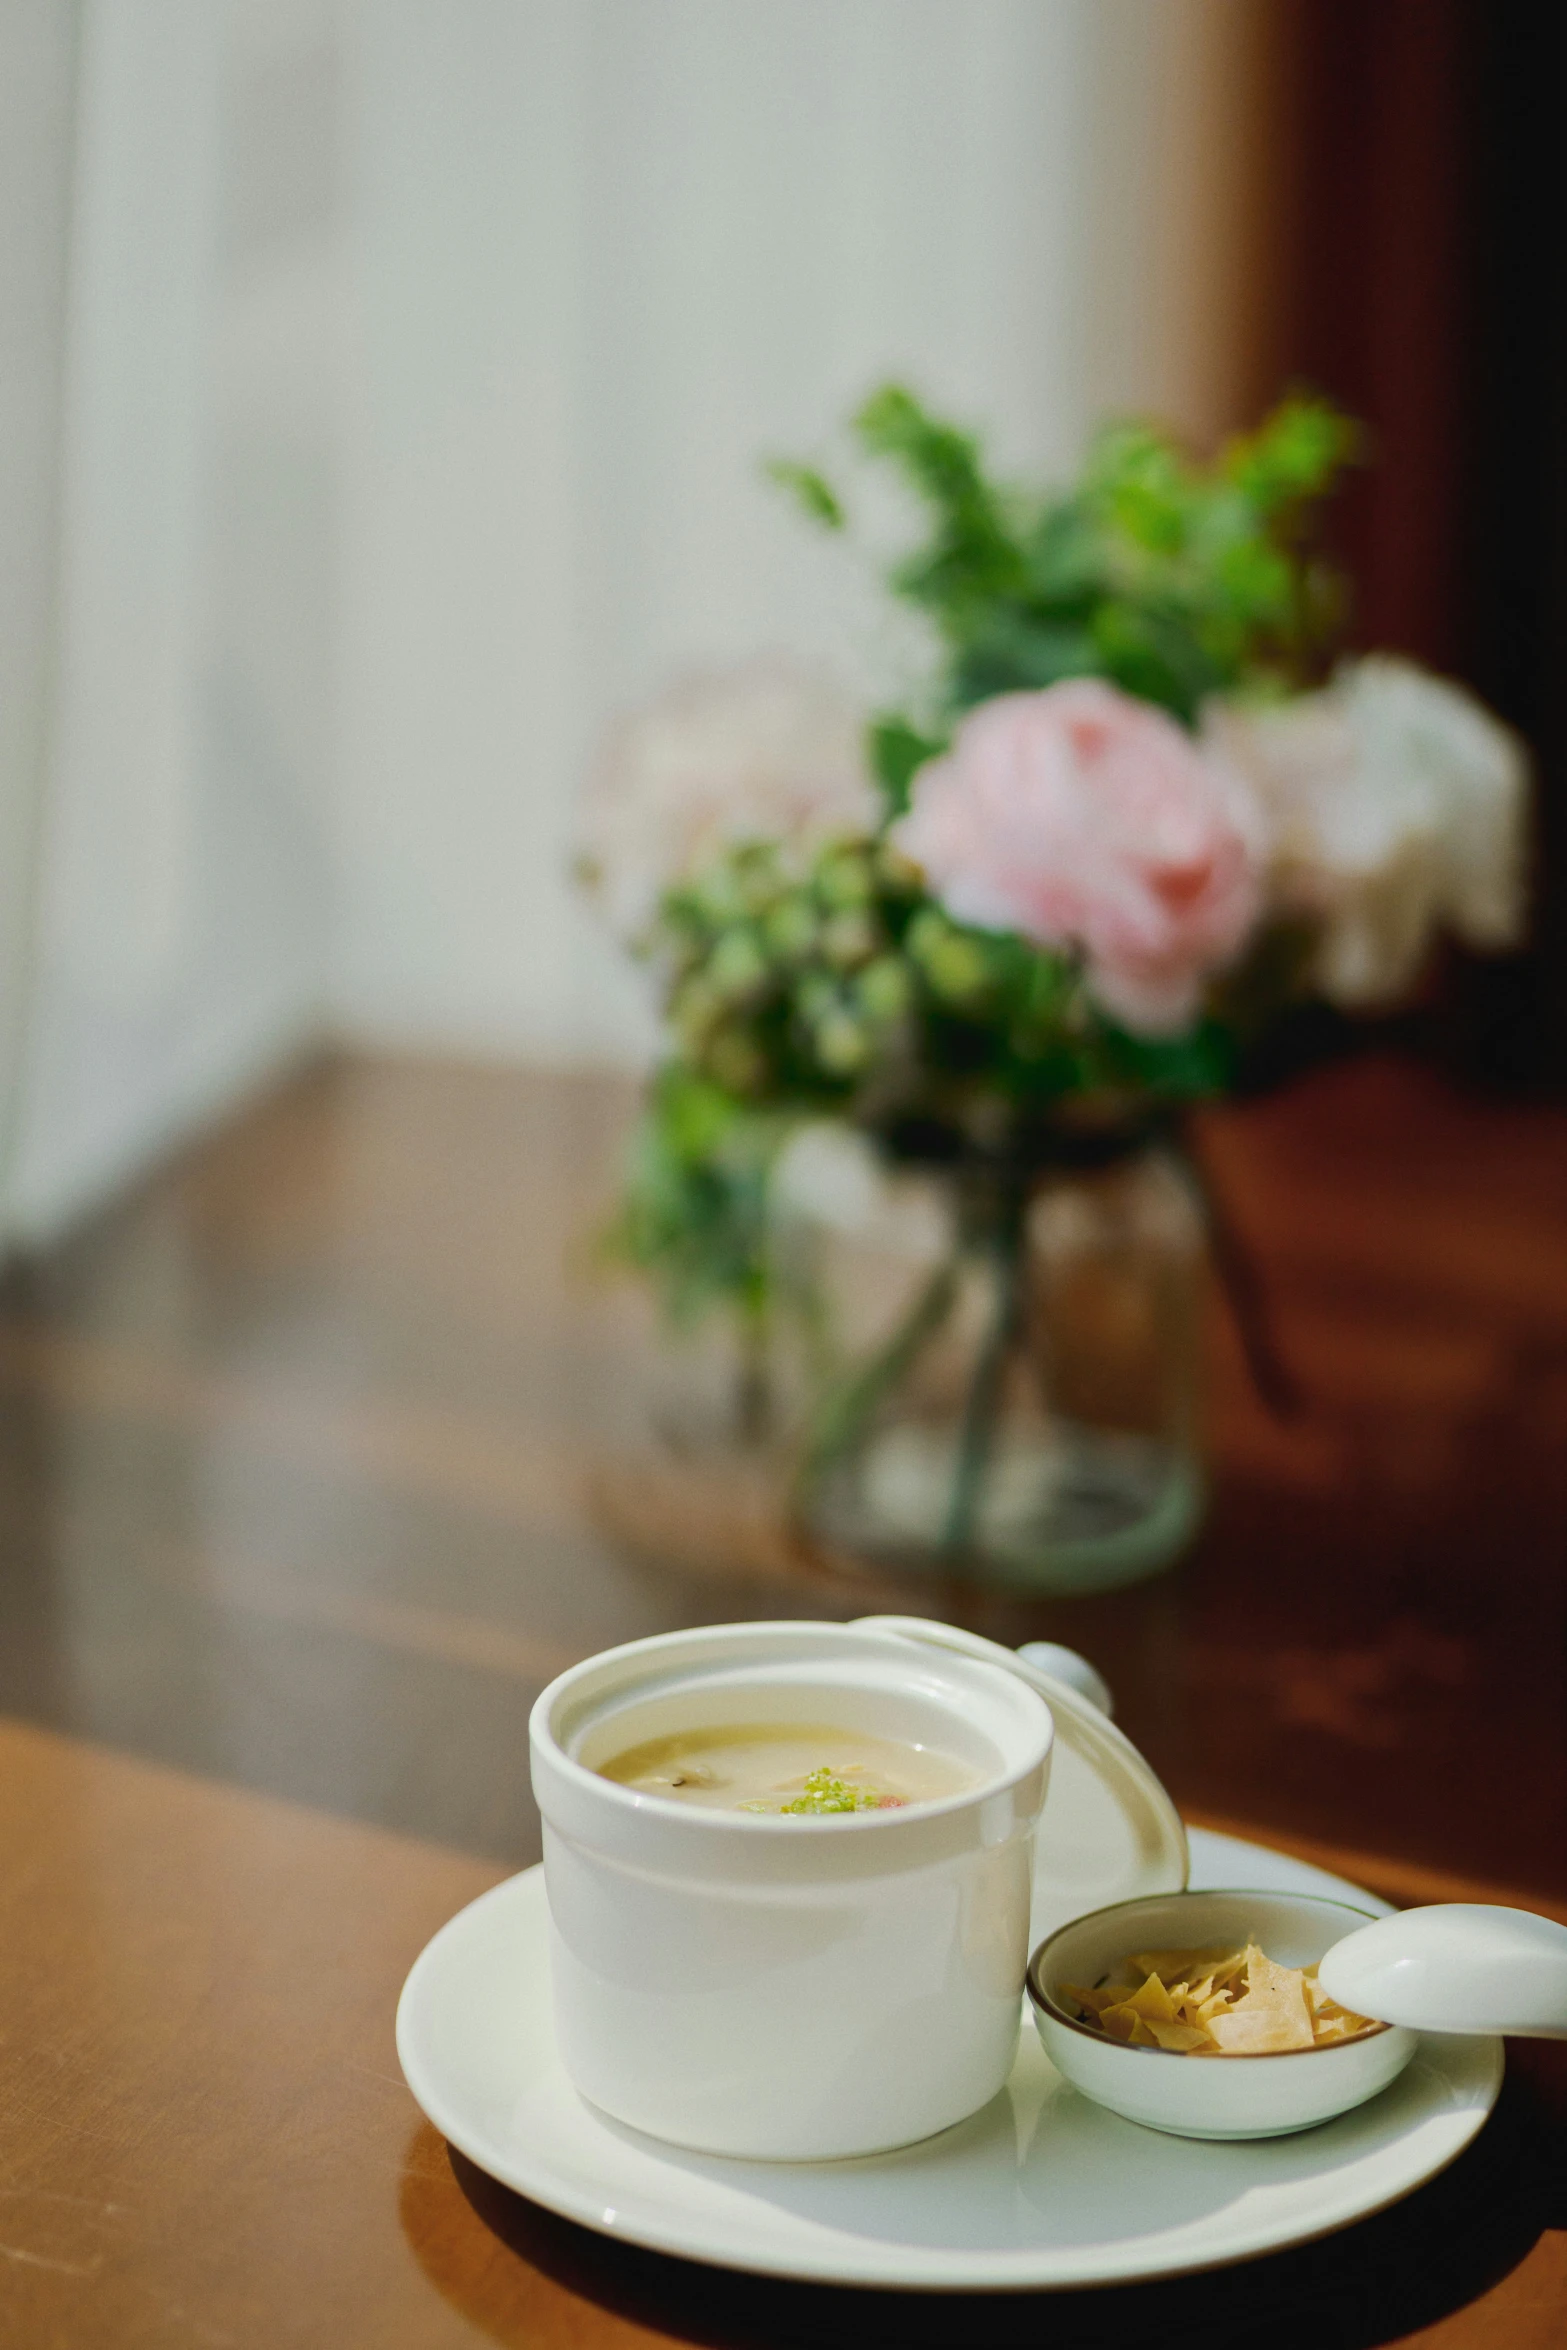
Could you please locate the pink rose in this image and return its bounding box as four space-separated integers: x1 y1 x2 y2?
892 681 1267 1034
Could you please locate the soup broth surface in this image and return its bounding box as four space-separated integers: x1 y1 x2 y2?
597 1722 977 1813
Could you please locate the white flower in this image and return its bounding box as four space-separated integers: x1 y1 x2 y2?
1204 657 1530 1008
579 655 877 936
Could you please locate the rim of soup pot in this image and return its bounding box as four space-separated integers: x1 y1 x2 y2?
530 1620 1055 1886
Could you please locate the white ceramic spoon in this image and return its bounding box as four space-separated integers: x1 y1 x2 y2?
1317 1903 1567 2039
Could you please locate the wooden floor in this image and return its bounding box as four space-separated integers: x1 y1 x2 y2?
3 1049 1565 1899
2 1048 1566 2348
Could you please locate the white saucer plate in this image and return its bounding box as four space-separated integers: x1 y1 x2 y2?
396 1828 1501 2293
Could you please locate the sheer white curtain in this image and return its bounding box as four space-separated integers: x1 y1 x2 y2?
0 1 82 1243
1 0 340 1246
0 0 1261 1249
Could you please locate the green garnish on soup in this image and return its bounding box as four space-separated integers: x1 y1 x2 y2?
761 1767 906 1815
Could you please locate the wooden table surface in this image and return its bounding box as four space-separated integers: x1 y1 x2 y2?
2 1052 1565 2348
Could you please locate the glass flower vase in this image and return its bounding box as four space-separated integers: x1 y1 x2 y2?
774 1129 1206 1593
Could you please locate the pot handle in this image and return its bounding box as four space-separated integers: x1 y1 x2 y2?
853 1616 1188 1941
1015 1642 1114 1717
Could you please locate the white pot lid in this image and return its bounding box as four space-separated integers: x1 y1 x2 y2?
854 1615 1189 1942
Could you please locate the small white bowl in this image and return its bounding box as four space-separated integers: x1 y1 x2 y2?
1028 1889 1419 2140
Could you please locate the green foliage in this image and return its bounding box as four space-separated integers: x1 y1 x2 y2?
774 384 1357 740
649 836 916 1116
611 1066 782 1330
762 457 845 530
1093 1016 1236 1100
855 386 1028 628
618 825 1239 1324
867 714 946 815
623 388 1360 1332
651 823 1240 1129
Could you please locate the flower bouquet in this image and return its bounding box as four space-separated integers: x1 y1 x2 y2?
582 389 1528 1591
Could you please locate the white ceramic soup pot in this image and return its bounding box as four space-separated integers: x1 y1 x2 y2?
1028 1889 1419 2140
530 1620 1054 2160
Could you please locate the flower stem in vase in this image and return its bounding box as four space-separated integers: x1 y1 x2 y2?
940 1177 1029 1564
734 1308 774 1448
1177 1128 1302 1421
797 1258 960 1495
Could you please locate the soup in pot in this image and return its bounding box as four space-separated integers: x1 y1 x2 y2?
597 1722 978 1813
